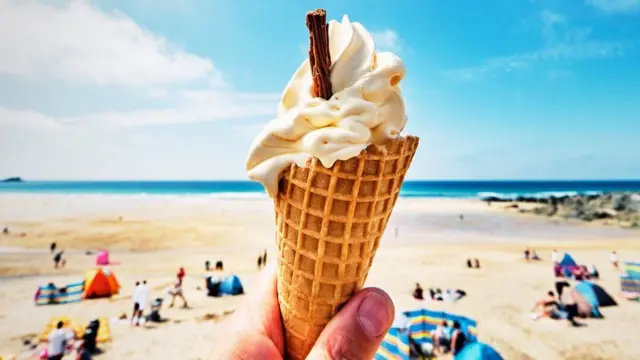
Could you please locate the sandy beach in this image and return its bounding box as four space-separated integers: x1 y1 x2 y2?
1 194 639 360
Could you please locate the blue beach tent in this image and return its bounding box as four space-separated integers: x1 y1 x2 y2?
375 327 411 360
574 281 616 318
559 253 578 267
455 342 504 360
219 275 244 296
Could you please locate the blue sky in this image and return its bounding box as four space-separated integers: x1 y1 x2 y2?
0 0 639 180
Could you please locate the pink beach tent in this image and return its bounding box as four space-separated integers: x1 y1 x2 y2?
96 250 110 266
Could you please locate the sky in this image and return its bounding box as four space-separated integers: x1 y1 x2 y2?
0 0 639 181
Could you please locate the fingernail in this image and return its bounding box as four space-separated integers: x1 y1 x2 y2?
357 292 392 338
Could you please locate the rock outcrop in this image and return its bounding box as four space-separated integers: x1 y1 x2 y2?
484 192 640 228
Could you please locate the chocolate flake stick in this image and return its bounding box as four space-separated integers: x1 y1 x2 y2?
306 9 332 100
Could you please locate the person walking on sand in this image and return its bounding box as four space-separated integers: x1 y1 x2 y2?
262 249 267 266
257 254 263 269
610 251 619 270
53 250 64 269
50 242 57 254
169 273 188 308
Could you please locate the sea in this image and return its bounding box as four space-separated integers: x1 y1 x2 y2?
1 180 639 199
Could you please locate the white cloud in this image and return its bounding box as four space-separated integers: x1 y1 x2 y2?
586 0 640 13
0 0 217 87
0 89 278 131
446 10 629 81
372 29 401 52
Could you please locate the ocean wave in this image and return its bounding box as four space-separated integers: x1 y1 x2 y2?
476 190 603 200
206 192 268 199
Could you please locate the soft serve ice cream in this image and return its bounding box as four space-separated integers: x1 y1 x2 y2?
246 15 408 197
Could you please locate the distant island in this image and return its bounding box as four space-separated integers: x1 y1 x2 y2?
1 177 23 183
483 192 640 229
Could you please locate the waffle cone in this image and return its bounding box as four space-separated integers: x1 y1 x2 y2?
274 135 419 359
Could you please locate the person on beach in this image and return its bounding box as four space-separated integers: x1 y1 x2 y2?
473 258 481 268
169 274 188 308
589 264 600 279
133 281 150 326
412 283 424 300
450 321 468 356
205 260 210 271
47 321 68 360
2 227 8 235
50 242 57 254
610 251 619 270
531 249 541 260
431 320 451 353
558 285 580 327
531 291 559 320
257 254 263 269
551 249 559 264
262 249 267 266
131 281 141 325
211 262 394 359
53 251 64 269
524 248 531 261
206 261 225 297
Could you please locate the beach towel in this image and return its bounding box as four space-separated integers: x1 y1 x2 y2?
39 317 111 343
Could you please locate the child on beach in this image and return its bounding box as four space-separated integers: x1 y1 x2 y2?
610 251 619 270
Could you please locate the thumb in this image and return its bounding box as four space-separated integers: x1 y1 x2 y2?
306 287 395 360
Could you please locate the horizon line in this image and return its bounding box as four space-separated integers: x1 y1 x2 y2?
3 178 640 182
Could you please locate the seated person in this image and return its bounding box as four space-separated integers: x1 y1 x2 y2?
531 249 541 260
451 321 468 356
412 283 424 300
432 288 443 301
431 320 451 353
531 291 559 319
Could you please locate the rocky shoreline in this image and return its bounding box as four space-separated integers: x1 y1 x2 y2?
482 192 640 229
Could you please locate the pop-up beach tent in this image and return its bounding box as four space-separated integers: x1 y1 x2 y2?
220 275 244 296
454 342 504 360
84 268 120 299
96 250 110 266
555 253 579 277
571 281 617 318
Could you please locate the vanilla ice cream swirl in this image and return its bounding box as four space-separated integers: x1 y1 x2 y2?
246 15 407 198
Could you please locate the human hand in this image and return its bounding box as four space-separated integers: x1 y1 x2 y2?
212 263 395 359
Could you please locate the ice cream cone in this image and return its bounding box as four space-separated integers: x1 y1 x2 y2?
274 135 419 359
